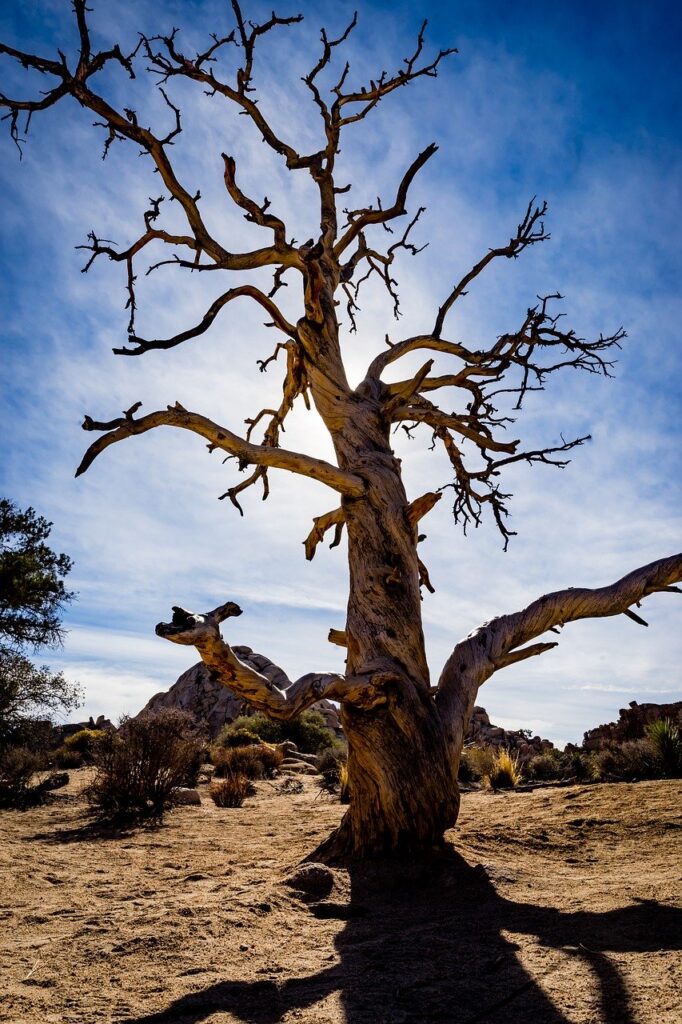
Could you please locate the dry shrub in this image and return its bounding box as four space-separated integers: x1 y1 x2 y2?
86 709 204 821
0 745 43 806
209 774 250 807
485 748 522 791
316 744 348 791
459 745 495 783
211 742 283 780
591 740 656 782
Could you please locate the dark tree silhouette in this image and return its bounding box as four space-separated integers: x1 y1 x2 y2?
1 2 680 858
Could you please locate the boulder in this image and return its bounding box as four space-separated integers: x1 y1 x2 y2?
173 788 202 806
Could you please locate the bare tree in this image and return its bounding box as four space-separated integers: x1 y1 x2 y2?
2 1 680 859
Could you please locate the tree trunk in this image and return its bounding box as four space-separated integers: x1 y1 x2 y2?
317 397 461 859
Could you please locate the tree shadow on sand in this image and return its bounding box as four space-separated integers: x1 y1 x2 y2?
122 849 681 1024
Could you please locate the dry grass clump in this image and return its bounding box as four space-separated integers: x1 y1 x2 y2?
484 749 522 791
211 742 283 780
86 709 204 822
209 774 250 807
338 763 351 804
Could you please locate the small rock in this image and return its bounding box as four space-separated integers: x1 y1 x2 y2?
284 863 335 898
173 788 201 806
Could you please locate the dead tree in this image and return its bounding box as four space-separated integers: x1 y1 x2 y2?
2 1 680 859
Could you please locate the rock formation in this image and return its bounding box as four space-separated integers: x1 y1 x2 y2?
466 706 554 758
582 699 682 751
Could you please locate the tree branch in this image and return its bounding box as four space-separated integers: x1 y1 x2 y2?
155 601 386 715
334 144 438 256
114 284 297 355
75 402 365 498
435 553 682 751
433 198 549 337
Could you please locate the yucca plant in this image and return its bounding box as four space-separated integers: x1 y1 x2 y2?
645 718 682 778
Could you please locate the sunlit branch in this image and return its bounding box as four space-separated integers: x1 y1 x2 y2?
75 402 365 499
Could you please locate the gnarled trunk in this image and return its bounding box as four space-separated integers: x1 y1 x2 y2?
319 400 462 859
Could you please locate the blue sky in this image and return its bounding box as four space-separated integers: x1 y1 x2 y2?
0 0 680 746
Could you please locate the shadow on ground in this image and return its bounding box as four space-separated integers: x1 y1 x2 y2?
121 848 681 1024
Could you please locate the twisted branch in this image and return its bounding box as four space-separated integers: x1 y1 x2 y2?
155 601 386 716
436 554 682 751
75 402 365 499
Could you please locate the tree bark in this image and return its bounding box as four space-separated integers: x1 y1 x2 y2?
317 393 460 859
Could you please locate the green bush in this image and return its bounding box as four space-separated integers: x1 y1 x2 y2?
216 710 335 754
645 718 682 778
527 749 565 782
212 742 283 780
209 775 250 807
86 709 204 821
62 728 104 757
565 749 593 782
218 727 261 748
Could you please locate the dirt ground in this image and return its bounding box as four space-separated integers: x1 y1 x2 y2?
0 771 680 1024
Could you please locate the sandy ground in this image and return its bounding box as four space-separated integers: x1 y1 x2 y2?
0 770 680 1024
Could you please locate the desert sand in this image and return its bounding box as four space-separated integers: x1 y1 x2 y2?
0 771 680 1024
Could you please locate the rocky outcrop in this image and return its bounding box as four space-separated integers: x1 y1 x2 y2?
57 714 115 738
466 706 554 759
139 648 342 739
582 700 682 751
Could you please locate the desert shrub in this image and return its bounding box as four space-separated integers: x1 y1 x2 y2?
458 747 482 784
217 710 335 754
53 745 84 769
590 739 655 782
527 749 565 782
485 748 522 791
645 718 682 778
209 774 250 807
218 726 262 748
460 745 495 783
62 728 103 758
0 745 44 806
211 742 283 780
86 709 204 821
565 749 593 782
316 744 348 791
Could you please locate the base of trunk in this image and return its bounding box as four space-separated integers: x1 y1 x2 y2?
310 684 460 863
